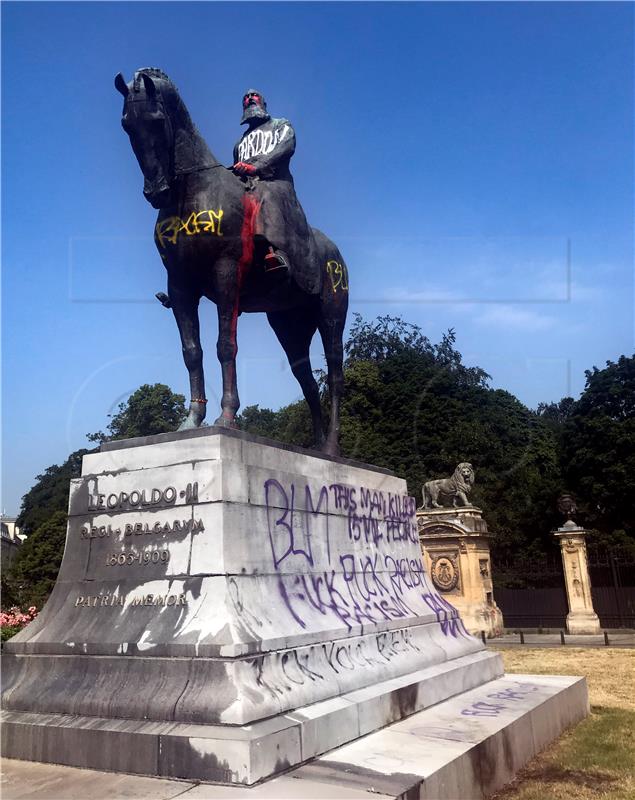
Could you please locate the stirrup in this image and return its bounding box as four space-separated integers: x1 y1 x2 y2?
264 247 289 273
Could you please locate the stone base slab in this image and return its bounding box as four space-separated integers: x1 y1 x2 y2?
566 611 601 635
1 650 502 785
1 673 588 799
293 673 588 800
1 621 483 726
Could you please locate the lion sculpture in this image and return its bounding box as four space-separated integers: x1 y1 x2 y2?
421 462 475 509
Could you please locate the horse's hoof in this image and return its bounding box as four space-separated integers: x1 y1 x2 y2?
321 442 340 458
213 415 238 429
177 412 205 431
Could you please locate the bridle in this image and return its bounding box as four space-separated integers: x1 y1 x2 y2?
125 89 223 198
124 92 175 195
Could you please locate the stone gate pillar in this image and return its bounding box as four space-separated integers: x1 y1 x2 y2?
417 507 503 638
553 520 600 634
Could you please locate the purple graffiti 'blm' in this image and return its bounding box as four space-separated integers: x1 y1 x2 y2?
264 478 465 637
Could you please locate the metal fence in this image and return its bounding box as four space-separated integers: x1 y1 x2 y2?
492 545 635 630
494 587 568 629
588 546 635 629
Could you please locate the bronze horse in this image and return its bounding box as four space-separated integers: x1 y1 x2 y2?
115 69 348 456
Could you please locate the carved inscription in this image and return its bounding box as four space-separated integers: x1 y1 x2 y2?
105 550 169 566
86 482 198 512
74 592 187 607
80 518 204 540
79 483 203 572
80 517 202 569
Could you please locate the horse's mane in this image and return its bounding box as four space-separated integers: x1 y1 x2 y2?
133 67 175 93
132 67 198 135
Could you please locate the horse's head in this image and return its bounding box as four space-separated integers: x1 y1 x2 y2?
115 69 176 208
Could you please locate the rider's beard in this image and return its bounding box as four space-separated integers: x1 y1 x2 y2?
241 104 270 126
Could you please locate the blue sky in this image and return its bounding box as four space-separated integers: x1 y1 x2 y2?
2 1 633 515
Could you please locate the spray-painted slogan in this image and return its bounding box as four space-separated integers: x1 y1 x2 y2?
264 479 467 637
155 209 224 248
237 124 290 163
326 260 349 294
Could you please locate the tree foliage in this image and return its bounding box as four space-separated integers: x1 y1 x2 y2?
561 356 635 539
6 511 68 608
536 397 576 428
237 402 315 449
16 448 91 536
88 383 186 443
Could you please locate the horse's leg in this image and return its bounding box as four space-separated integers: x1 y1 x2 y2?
213 302 241 427
318 312 346 458
169 285 206 430
267 308 325 449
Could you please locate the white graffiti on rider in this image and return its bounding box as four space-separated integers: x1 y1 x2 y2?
237 124 290 163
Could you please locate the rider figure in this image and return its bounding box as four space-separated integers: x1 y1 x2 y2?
232 90 317 289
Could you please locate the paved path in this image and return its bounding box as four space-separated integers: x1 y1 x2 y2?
1 758 384 800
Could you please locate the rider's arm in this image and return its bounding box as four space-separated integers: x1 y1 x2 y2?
249 119 296 179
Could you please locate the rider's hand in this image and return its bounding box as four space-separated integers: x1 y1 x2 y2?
233 162 256 176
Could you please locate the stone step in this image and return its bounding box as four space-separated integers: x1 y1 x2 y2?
282 672 588 800
1 651 503 785
1 672 588 799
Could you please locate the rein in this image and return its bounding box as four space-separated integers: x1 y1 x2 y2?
175 163 226 177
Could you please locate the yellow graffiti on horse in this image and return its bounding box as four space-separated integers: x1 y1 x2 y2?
326 260 349 293
156 209 224 248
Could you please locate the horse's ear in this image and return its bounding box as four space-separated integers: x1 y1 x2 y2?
141 72 157 99
115 73 129 97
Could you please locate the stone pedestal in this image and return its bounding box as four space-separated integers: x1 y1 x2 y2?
2 427 501 785
553 521 601 634
417 506 504 638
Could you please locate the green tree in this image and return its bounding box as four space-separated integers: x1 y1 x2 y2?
562 355 635 540
237 405 281 440
88 383 186 443
7 511 68 608
237 402 316 448
536 397 576 427
16 448 91 537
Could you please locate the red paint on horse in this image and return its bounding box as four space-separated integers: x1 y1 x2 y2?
228 193 260 359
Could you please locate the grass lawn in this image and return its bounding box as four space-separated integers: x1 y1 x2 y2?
492 647 635 800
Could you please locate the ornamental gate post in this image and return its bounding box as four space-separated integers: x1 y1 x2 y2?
553 520 601 634
417 506 504 638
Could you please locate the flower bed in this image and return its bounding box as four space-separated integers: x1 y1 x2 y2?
0 606 38 642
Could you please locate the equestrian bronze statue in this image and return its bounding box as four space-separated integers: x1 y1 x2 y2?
115 68 348 456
